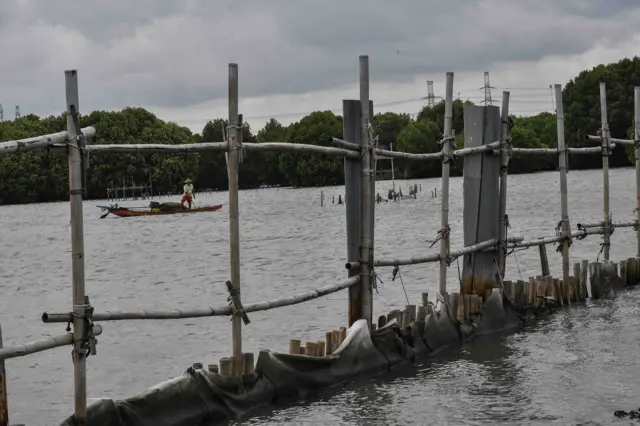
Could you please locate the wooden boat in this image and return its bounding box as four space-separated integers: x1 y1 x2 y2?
97 202 223 218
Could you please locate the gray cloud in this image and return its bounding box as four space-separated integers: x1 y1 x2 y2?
0 0 639 117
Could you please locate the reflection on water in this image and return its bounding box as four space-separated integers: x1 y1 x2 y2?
1 168 640 425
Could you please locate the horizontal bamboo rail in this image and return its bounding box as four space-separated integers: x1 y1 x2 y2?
0 325 103 361
585 134 635 146
504 227 607 250
511 145 615 155
41 276 359 323
373 236 524 267
0 127 96 155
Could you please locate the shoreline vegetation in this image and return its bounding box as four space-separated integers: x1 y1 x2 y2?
1 57 639 206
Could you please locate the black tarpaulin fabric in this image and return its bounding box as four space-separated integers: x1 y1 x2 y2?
57 290 576 426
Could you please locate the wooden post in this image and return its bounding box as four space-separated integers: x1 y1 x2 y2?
620 260 628 286
461 104 502 296
599 82 611 261
359 55 373 326
439 72 454 297
539 245 550 277
65 70 89 425
344 99 372 326
573 262 582 300
635 87 640 257
580 259 589 298
227 63 243 372
497 91 511 277
0 323 7 426
555 84 572 290
590 262 602 299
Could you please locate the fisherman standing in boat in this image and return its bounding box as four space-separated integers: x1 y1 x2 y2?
181 178 195 209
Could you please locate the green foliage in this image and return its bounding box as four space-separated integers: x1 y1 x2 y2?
2 56 639 204
278 111 344 187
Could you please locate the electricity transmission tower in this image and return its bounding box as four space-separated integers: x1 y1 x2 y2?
427 81 435 107
0 105 3 122
482 71 495 105
15 106 20 119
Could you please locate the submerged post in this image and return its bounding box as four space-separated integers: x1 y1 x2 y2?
555 84 571 288
497 91 511 277
359 55 373 326
438 72 454 297
227 63 242 369
0 323 7 426
599 82 611 261
66 70 88 424
635 87 640 257
461 103 501 297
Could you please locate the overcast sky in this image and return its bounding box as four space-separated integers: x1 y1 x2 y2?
1 0 639 134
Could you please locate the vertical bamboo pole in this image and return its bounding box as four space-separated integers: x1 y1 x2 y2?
0 323 7 426
555 84 571 288
497 91 511 277
438 72 454 297
599 82 611 261
65 70 88 424
359 55 373 325
227 63 242 369
635 87 640 257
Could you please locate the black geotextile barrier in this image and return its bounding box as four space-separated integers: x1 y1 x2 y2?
57 289 562 426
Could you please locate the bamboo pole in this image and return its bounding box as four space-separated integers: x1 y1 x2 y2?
504 228 607 250
635 87 640 257
330 137 360 151
76 142 227 153
438 72 455 297
65 70 89 425
599 82 611 261
0 323 7 426
376 238 497 267
555 84 572 290
42 276 360 323
359 55 373 326
454 141 501 157
243 142 359 158
585 134 634 145
0 127 96 155
497 91 511 277
227 63 242 372
511 146 610 155
0 326 104 361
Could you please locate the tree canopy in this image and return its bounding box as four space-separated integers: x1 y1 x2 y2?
1 56 639 205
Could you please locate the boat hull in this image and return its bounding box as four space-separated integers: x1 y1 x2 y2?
102 204 223 218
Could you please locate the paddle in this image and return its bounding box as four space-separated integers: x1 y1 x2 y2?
100 210 110 219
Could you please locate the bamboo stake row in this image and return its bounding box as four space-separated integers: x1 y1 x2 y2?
288 327 347 356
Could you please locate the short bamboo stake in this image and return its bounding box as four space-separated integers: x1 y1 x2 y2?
580 260 589 297
289 339 301 355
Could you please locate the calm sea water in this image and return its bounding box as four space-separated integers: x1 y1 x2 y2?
1 168 639 425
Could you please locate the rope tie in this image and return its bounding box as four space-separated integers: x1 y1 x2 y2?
438 135 456 164
391 266 411 305
427 224 450 248
555 217 572 252
227 124 246 163
67 303 97 360
226 281 250 325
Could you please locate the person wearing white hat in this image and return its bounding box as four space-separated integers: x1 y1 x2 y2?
181 178 195 209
